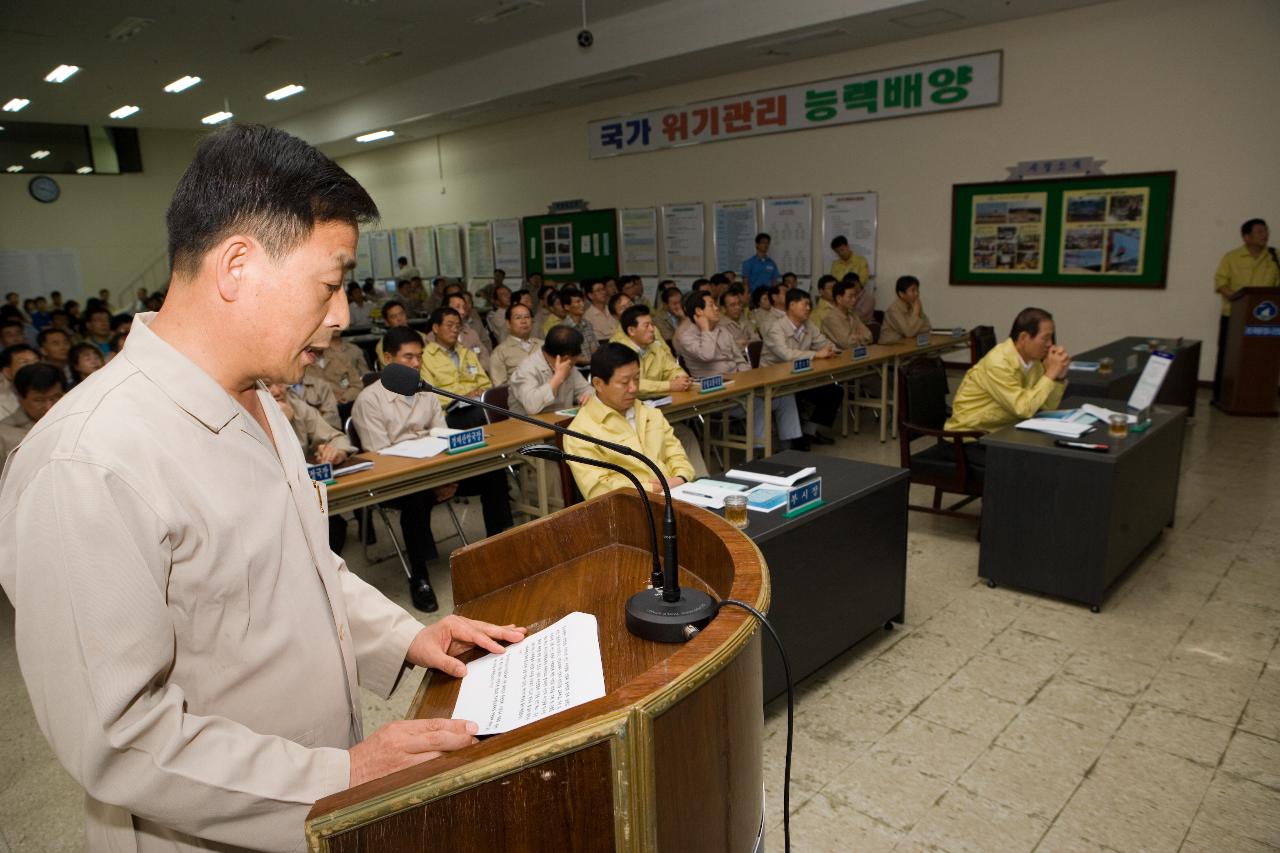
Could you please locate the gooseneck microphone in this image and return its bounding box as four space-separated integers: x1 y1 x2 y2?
378 362 716 642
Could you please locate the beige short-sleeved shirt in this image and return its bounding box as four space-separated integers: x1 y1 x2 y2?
351 379 449 451
0 313 424 853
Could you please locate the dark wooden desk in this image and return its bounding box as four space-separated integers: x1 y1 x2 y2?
978 398 1187 610
1067 336 1202 418
718 451 908 702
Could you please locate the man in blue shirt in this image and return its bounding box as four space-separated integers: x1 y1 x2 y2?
741 232 780 290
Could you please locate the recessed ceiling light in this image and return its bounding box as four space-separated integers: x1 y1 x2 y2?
31 150 50 160
76 166 93 174
201 111 233 125
44 65 80 83
355 130 395 143
6 165 23 173
163 75 201 93
3 98 31 112
109 105 140 119
264 84 305 101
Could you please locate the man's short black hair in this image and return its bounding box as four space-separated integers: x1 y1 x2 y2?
607 292 630 317
84 306 111 323
660 285 682 306
817 274 837 290
0 306 22 322
3 292 16 301
684 290 713 319
382 299 406 318
755 232 771 244
429 306 460 330
37 327 69 347
709 273 728 286
110 314 132 331
505 301 533 321
1242 218 1268 235
591 341 639 383
584 278 605 295
841 272 861 285
14 362 66 397
832 280 858 299
619 304 651 334
830 235 849 250
544 324 584 358
784 289 811 309
895 275 920 295
511 287 531 304
382 326 423 356
166 123 378 278
1010 307 1054 341
397 256 408 265
50 290 62 298
0 344 36 370
446 291 468 308
558 287 584 308
538 284 557 305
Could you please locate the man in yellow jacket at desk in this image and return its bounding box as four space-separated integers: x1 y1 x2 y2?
565 342 696 499
945 307 1071 464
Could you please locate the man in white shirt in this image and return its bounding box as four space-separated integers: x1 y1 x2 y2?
395 256 420 282
509 325 592 416
347 284 375 327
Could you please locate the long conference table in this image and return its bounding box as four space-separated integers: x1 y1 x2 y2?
325 331 969 517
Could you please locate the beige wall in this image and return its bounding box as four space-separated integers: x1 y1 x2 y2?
339 0 1280 380
0 128 201 303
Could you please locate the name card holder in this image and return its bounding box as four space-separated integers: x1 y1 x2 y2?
784 477 824 518
851 345 869 361
791 356 812 373
307 462 335 485
446 426 487 455
915 333 931 348
699 374 725 393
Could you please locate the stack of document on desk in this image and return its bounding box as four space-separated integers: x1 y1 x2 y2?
378 436 449 458
725 459 817 487
1079 403 1138 424
1016 409 1097 438
333 459 374 477
671 479 750 509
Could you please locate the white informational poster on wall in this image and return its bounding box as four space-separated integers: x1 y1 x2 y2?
619 207 659 276
411 226 438 278
661 203 705 277
390 229 413 275
435 223 465 279
490 218 523 280
355 232 373 281
465 222 495 280
713 199 759 276
821 192 878 277
761 196 813 278
368 231 394 280
0 249 84 300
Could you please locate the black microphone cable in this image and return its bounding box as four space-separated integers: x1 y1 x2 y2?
716 597 794 853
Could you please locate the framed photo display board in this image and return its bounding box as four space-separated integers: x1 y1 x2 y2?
950 171 1175 288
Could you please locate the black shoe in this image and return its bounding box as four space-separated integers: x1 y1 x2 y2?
789 436 812 451
410 579 439 613
807 432 835 445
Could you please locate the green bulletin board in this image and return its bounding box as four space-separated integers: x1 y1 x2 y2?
523 209 619 282
950 171 1175 288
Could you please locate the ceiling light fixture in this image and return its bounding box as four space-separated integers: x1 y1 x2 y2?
355 129 394 143
472 0 543 24
31 150 50 159
76 166 93 174
6 165 23 173
264 84 305 101
45 65 81 83
109 105 140 119
3 98 31 112
164 75 201 93
201 111 233 125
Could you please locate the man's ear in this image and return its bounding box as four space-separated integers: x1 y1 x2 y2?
210 234 256 303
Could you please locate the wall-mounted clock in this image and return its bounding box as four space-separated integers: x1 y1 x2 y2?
29 175 60 203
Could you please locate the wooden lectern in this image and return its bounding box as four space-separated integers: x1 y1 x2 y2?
305 490 771 852
1221 286 1280 416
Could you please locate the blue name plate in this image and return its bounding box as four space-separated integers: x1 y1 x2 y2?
784 477 824 518
852 345 868 360
792 356 812 373
916 333 931 348
699 374 724 393
307 463 333 483
1244 325 1280 337
447 427 486 453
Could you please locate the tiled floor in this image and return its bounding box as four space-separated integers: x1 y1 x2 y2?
1 389 1277 851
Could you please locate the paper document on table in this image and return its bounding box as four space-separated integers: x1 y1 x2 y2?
452 611 606 735
1079 403 1137 425
378 436 449 458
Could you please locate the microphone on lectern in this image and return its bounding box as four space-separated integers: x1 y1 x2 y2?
378 363 716 642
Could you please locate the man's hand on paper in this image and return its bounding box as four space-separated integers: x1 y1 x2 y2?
407 614 528 678
348 718 479 788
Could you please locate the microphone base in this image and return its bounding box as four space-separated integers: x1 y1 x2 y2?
625 587 717 643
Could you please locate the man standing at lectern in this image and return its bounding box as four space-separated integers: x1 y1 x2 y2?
1213 218 1280 404
0 124 524 852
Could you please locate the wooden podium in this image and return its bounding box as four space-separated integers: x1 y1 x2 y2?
305 490 771 852
1221 286 1280 416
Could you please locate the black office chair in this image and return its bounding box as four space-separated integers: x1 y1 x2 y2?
897 356 985 520
970 325 998 364
746 340 763 369
479 385 509 424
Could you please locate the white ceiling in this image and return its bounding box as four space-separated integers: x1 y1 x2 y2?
1 0 1114 158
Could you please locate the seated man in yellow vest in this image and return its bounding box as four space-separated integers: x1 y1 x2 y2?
610 304 709 478
565 342 695 499
419 306 492 429
944 306 1072 466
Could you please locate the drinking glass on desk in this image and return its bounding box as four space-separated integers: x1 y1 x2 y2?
1108 413 1129 439
723 494 749 530
1098 357 1114 375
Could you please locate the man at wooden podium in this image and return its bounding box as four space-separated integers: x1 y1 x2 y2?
0 124 524 853
1213 218 1279 403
